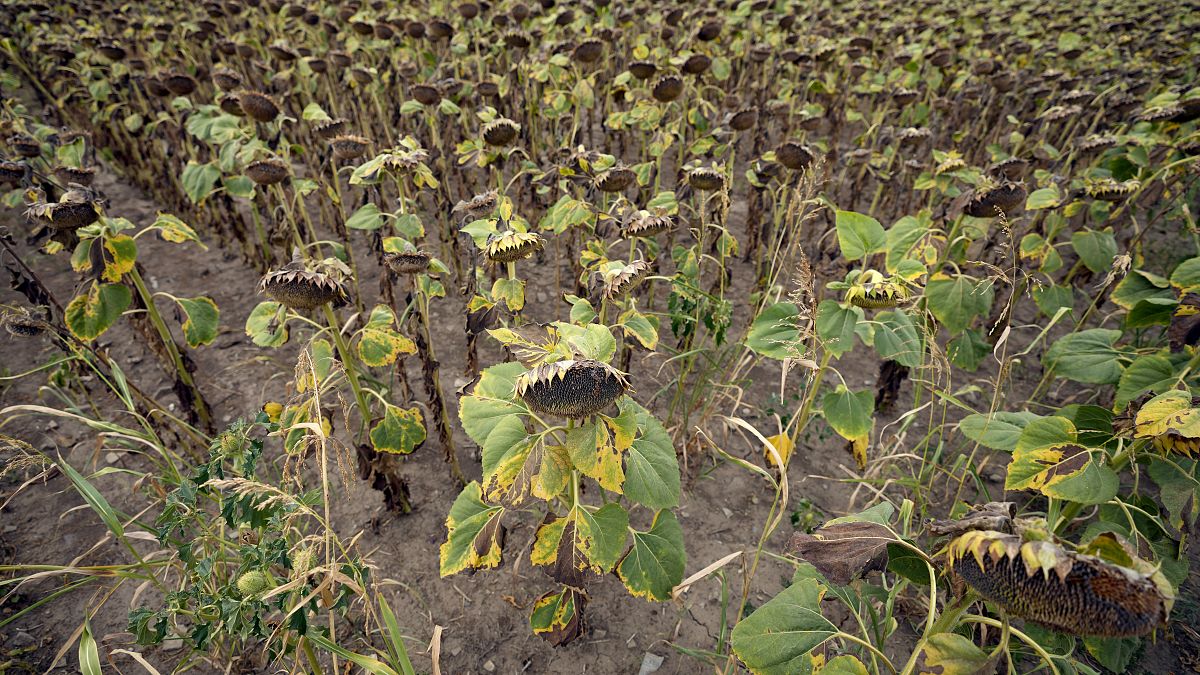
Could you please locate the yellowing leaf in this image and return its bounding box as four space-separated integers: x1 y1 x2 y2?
764 433 795 469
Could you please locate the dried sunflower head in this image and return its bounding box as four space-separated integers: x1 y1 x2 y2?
1136 105 1183 123
410 83 441 105
621 211 674 239
1075 134 1119 154
312 118 348 140
244 158 290 185
830 269 913 309
571 39 603 64
161 71 197 96
687 167 726 191
629 61 657 80
218 95 244 116
775 141 814 171
1084 177 1139 202
237 90 281 123
53 165 95 187
2 309 47 337
651 75 684 103
7 134 41 159
211 67 243 91
964 181 1026 217
482 118 519 147
259 256 348 310
946 528 1171 637
0 160 27 185
987 157 1029 181
453 190 499 220
25 186 102 229
382 249 431 274
515 359 630 418
485 230 544 263
601 260 652 300
329 134 370 161
595 166 636 193
728 107 758 131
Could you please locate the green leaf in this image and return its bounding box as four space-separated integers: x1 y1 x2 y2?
926 274 994 333
358 305 416 367
151 214 206 249
947 329 991 371
1112 270 1173 309
1083 637 1140 673
480 415 536 503
566 419 624 493
885 214 929 272
1071 229 1117 274
745 302 802 360
730 578 836 674
1147 458 1198 530
959 411 1041 451
919 633 991 675
460 363 526 444
578 503 630 572
175 296 220 347
1170 257 1200 292
873 309 922 367
821 656 867 675
492 277 525 311
835 209 886 261
439 482 505 576
79 621 102 675
617 510 685 601
618 308 658 350
245 301 287 347
1116 354 1178 409
1025 186 1061 210
1043 328 1124 384
538 195 594 234
822 386 874 440
180 161 221 205
346 203 384 231
370 404 426 455
101 235 137 282
1041 459 1119 505
65 282 131 341
815 300 862 358
553 322 617 362
622 402 680 509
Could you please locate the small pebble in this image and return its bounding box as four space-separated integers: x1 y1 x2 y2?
483 660 495 672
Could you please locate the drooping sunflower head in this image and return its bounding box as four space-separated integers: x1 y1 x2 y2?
651 75 684 103
601 260 653 300
687 166 726 192
485 230 544 263
329 134 371 161
244 157 290 185
774 141 814 171
832 269 913 309
621 211 674 239
259 255 348 310
382 248 432 275
515 359 630 418
964 180 1026 218
237 90 281 123
53 165 96 187
482 118 520 147
25 186 102 230
1084 177 1139 202
595 166 636 193
2 308 47 337
945 529 1171 637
